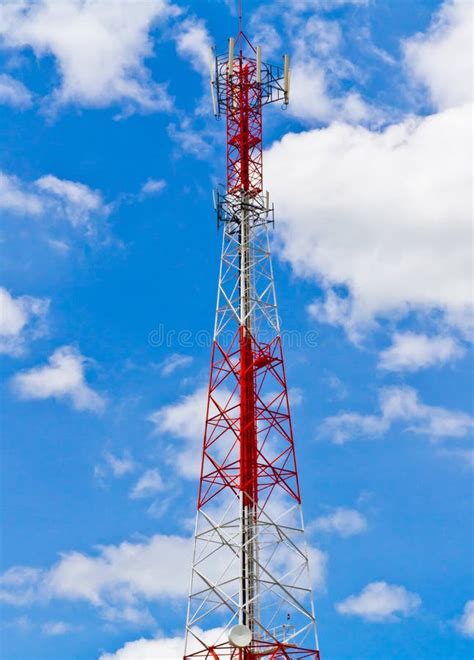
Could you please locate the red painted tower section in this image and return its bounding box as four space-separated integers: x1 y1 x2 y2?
184 27 321 660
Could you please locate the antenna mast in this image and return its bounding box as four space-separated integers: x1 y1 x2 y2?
184 18 318 660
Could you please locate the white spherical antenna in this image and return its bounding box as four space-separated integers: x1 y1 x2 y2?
228 624 252 648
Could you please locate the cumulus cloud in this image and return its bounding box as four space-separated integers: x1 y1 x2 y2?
2 615 32 631
249 0 368 65
105 451 135 477
300 0 369 6
0 73 32 108
307 546 328 592
308 291 362 342
308 507 368 537
35 175 107 228
282 12 374 124
11 345 105 412
0 171 43 216
140 178 166 197
158 352 193 376
267 102 472 339
0 516 324 637
100 627 225 660
47 238 70 255
41 620 79 636
324 373 349 400
378 332 465 372
0 534 192 624
167 117 214 159
130 469 165 499
266 0 473 342
289 61 372 125
404 0 473 111
0 287 49 357
246 0 380 125
336 581 421 622
94 450 136 483
437 448 474 470
174 17 211 75
455 600 474 638
148 386 207 479
0 567 43 606
0 0 179 114
320 386 473 444
0 170 110 236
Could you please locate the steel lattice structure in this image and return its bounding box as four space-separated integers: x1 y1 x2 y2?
184 25 321 660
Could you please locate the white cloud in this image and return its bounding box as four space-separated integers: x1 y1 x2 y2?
158 352 193 376
0 73 32 108
308 291 363 343
167 117 214 160
11 345 105 412
307 546 328 591
130 469 164 499
308 507 368 537
149 387 205 442
0 287 49 357
320 386 473 444
174 17 211 75
47 238 71 255
378 332 465 372
0 534 192 623
299 0 368 6
140 178 166 197
437 448 474 470
35 175 107 228
106 452 135 477
100 627 224 660
2 615 32 631
287 60 332 122
266 0 473 341
280 13 374 125
325 373 349 400
249 0 367 63
289 62 372 125
1 531 324 636
47 534 190 603
94 450 136 484
0 170 110 236
0 567 43 606
0 171 43 216
148 386 207 479
41 620 79 636
456 600 474 638
248 15 282 59
0 295 31 335
404 0 473 111
104 451 136 478
0 0 179 114
267 102 472 338
100 633 183 659
322 410 385 445
299 17 343 57
289 387 304 406
336 581 421 622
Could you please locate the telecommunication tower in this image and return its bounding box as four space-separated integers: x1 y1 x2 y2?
183 9 321 659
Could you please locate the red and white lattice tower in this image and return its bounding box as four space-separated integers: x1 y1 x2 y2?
183 18 321 660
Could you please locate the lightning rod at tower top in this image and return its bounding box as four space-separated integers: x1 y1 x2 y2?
183 2 321 657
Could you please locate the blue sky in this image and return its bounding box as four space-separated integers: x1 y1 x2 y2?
0 0 472 658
